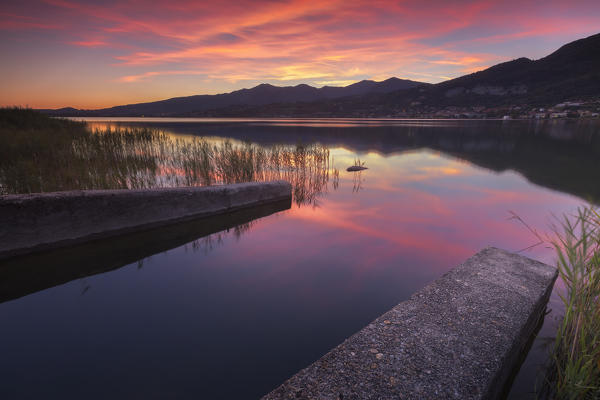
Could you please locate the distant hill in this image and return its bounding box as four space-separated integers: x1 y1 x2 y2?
42 77 424 117
384 32 600 108
212 32 600 117
41 33 600 117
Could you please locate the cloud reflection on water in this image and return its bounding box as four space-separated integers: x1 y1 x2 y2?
0 120 595 399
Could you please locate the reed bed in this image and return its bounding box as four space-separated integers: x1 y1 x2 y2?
512 206 600 398
0 108 335 206
542 207 600 399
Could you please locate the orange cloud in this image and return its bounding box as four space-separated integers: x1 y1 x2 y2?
119 70 207 83
71 40 109 47
1 0 599 108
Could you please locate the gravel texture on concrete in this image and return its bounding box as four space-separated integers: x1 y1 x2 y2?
0 181 291 259
262 247 558 400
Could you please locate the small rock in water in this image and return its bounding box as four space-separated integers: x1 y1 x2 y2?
346 165 368 172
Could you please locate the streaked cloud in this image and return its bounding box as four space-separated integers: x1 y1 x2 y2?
119 70 208 83
1 0 599 108
70 40 109 47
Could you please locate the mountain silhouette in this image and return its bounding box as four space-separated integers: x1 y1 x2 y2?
42 33 600 117
44 77 423 117
386 32 600 107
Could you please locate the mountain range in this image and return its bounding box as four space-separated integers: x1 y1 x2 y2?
42 32 600 117
385 31 600 108
44 77 424 117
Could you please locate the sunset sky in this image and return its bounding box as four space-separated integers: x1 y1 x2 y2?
1 0 599 109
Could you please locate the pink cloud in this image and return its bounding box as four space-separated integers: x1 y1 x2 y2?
119 69 207 82
1 0 598 107
70 40 109 47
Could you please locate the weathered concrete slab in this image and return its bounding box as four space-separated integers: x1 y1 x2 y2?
0 199 290 303
263 247 558 400
0 181 291 259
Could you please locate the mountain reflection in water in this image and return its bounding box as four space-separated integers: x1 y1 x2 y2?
86 118 600 204
1 118 598 399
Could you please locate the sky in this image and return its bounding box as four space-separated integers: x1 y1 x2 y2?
1 0 599 109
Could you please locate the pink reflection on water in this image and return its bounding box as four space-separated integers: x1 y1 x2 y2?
277 148 580 272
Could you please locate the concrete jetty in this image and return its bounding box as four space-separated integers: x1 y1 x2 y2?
0 199 290 303
263 247 558 400
0 181 291 260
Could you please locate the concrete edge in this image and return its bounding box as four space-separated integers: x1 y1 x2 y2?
0 181 291 260
262 247 558 400
0 198 291 303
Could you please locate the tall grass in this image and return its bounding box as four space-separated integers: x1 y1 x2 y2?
0 108 335 205
543 207 600 399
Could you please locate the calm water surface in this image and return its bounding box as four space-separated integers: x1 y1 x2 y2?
2 119 599 399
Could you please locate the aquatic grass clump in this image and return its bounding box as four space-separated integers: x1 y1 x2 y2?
0 107 96 193
0 108 170 192
71 126 167 190
544 207 600 399
510 206 600 398
0 108 337 205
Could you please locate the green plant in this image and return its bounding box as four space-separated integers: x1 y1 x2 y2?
510 207 600 399
0 108 337 206
545 207 600 399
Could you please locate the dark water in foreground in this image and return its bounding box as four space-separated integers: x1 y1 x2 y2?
1 119 599 399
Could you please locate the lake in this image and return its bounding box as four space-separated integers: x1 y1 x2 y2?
1 118 599 399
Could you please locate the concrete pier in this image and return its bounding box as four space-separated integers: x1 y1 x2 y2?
0 199 290 303
263 247 558 400
0 181 291 259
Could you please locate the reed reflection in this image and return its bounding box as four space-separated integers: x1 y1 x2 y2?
1 124 337 206
78 118 600 204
